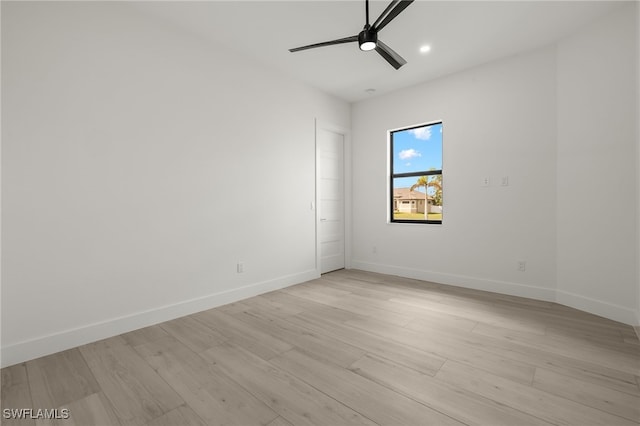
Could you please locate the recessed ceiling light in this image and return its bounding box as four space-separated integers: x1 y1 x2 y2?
420 45 431 53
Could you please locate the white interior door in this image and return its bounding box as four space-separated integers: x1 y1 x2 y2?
318 128 345 274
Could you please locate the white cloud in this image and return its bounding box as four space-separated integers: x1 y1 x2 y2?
408 127 432 140
399 149 421 160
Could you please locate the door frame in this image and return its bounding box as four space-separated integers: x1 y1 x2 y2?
315 119 352 275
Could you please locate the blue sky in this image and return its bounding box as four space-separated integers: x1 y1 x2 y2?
392 122 442 192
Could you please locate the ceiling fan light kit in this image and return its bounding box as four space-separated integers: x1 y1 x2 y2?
289 0 414 70
358 28 377 51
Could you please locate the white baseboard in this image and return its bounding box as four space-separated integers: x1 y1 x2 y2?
351 260 556 302
555 289 639 326
1 269 319 368
351 260 638 326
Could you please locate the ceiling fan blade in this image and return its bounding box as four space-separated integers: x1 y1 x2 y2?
372 0 414 32
289 35 358 53
371 0 399 29
375 40 407 70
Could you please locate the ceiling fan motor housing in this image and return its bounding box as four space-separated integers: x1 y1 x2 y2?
358 28 378 51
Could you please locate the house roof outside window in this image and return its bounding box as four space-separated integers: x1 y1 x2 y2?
393 187 432 201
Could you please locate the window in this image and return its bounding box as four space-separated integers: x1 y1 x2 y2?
390 121 443 224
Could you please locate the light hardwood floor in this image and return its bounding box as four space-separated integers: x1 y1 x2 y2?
2 269 639 425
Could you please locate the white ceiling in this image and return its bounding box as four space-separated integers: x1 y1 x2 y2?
130 1 623 103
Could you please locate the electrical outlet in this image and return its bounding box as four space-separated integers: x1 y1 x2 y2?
517 260 526 272
501 176 509 186
481 176 491 187
237 262 245 273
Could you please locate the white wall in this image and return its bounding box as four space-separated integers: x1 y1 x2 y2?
1 2 349 367
0 2 3 370
637 2 640 333
556 3 638 324
352 46 559 302
351 3 639 326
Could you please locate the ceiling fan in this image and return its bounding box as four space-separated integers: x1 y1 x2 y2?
289 0 414 70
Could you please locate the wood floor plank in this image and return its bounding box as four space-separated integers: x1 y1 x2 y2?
291 309 447 376
492 306 638 345
281 281 351 304
159 315 227 353
27 348 101 409
349 353 553 426
346 315 537 384
120 325 170 348
335 269 554 312
191 309 292 360
283 284 413 326
544 323 640 356
260 290 338 315
283 295 368 323
215 299 255 316
544 324 633 350
53 392 122 426
327 293 416 326
342 269 627 336
218 295 301 321
396 295 549 334
532 368 640 422
224 306 366 368
331 269 437 291
465 321 640 396
265 416 294 426
1 362 29 390
270 348 464 426
544 304 631 330
472 322 640 376
145 405 206 426
200 342 378 426
134 335 278 426
319 274 445 304
247 294 307 318
620 327 639 342
79 337 183 426
1 363 35 426
502 302 629 336
404 312 479 334
436 360 638 426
